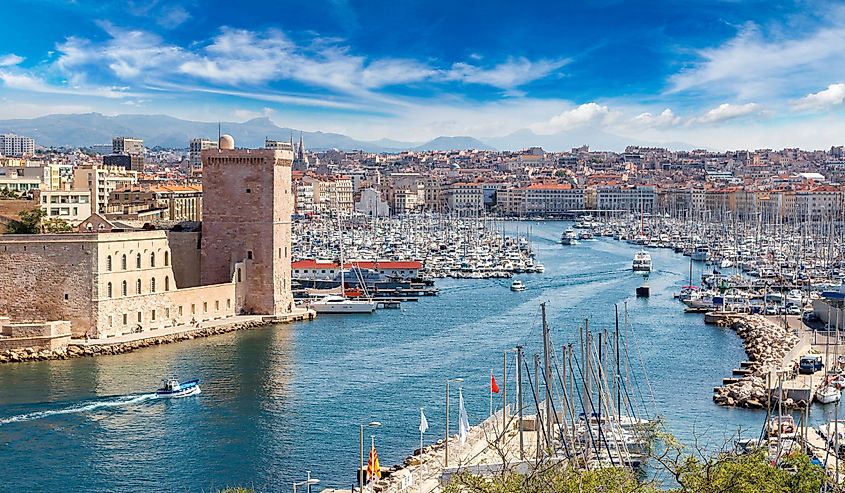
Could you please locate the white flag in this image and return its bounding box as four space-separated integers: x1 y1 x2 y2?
419 408 429 434
458 388 469 444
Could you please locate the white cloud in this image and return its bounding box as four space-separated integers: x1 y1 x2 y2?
529 102 613 134
669 22 845 100
446 57 568 90
157 6 190 29
793 83 845 111
0 71 136 98
632 108 680 128
0 54 24 67
693 102 759 124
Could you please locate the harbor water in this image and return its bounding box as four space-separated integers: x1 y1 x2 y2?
0 221 765 492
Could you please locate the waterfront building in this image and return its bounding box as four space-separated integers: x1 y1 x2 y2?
354 188 390 217
36 190 92 225
596 185 656 213
201 134 295 315
0 133 35 157
107 185 203 222
523 183 584 215
445 182 484 214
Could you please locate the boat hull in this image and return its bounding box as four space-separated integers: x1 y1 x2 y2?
156 379 201 398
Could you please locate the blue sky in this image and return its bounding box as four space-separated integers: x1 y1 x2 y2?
1 0 844 149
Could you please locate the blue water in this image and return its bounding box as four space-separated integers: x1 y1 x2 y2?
0 221 765 492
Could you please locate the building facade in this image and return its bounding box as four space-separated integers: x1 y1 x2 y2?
0 134 35 157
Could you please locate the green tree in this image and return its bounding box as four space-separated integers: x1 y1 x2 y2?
6 208 46 234
42 218 73 233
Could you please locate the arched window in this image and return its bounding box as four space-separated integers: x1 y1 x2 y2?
107 255 112 271
122 280 128 296
136 253 142 269
121 254 127 270
136 278 142 294
164 251 169 266
150 252 156 268
150 278 156 293
107 282 112 298
165 276 170 291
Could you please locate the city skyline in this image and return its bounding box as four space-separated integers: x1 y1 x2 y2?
1 0 844 150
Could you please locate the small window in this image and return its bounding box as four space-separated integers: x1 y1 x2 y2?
137 312 142 323
164 251 169 266
191 304 196 315
136 279 142 294
107 282 113 298
64 293 69 300
151 310 156 321
215 300 219 311
150 252 156 267
107 255 112 271
203 302 208 313
123 314 128 325
178 305 183 316
122 281 128 296
165 276 170 291
247 250 253 260
136 254 141 269
121 254 127 270
246 188 251 193
237 268 242 282
150 278 156 293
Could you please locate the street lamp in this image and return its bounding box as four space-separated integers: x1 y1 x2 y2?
445 377 464 467
359 421 382 492
292 470 320 493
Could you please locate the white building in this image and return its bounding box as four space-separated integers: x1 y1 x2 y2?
355 188 390 217
112 137 144 156
596 185 656 213
36 190 92 225
189 138 219 172
0 133 35 157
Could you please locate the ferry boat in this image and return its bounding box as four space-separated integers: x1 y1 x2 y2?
309 294 376 313
632 251 652 272
510 280 526 292
156 378 201 398
561 229 578 245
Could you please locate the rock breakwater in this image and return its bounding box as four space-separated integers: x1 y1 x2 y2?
713 315 800 408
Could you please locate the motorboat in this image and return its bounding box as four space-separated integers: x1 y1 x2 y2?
309 294 376 313
510 280 526 292
561 229 578 245
816 385 841 404
691 245 710 262
632 251 652 272
766 415 797 438
156 378 201 398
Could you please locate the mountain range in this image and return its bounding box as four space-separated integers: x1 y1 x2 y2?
0 113 695 153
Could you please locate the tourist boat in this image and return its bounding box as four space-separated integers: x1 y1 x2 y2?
561 229 578 245
309 295 376 313
510 280 526 292
816 385 841 404
632 251 652 272
156 378 201 398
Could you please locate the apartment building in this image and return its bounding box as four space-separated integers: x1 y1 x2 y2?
0 133 35 157
36 190 92 225
72 165 138 213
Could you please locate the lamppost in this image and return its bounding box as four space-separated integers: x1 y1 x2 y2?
359 421 381 492
292 470 320 493
445 377 464 467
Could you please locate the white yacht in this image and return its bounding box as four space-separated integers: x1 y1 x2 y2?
561 228 578 245
691 245 710 262
309 295 376 313
510 280 526 292
632 251 652 272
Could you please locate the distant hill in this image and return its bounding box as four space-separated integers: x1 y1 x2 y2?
0 112 693 153
0 113 407 152
413 136 495 151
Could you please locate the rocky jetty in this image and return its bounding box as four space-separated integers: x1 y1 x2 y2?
0 320 268 364
713 315 800 408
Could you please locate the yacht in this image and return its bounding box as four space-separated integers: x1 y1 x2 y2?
691 245 710 262
561 229 578 245
816 385 841 404
510 280 527 292
632 251 652 272
309 295 376 313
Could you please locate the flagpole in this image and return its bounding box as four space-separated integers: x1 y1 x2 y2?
489 368 493 418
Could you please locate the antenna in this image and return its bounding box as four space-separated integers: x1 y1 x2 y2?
218 122 221 142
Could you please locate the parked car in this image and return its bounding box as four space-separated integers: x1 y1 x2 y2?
788 305 801 316
800 355 824 374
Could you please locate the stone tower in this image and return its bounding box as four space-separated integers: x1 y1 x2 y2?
200 134 294 315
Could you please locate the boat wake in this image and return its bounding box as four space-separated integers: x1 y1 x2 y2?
0 393 157 425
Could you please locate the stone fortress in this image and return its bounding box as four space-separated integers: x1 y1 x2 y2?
0 135 301 343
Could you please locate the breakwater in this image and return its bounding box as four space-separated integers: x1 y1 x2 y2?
713 315 800 408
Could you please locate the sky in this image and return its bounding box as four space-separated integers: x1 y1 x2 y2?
1 0 845 149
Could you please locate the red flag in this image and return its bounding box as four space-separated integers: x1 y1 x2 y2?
491 374 500 393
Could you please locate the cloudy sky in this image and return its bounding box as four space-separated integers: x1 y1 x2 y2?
1 0 844 149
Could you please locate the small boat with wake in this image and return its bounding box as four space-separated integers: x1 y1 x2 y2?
156 378 201 398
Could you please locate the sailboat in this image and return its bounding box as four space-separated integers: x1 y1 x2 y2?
310 213 376 314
